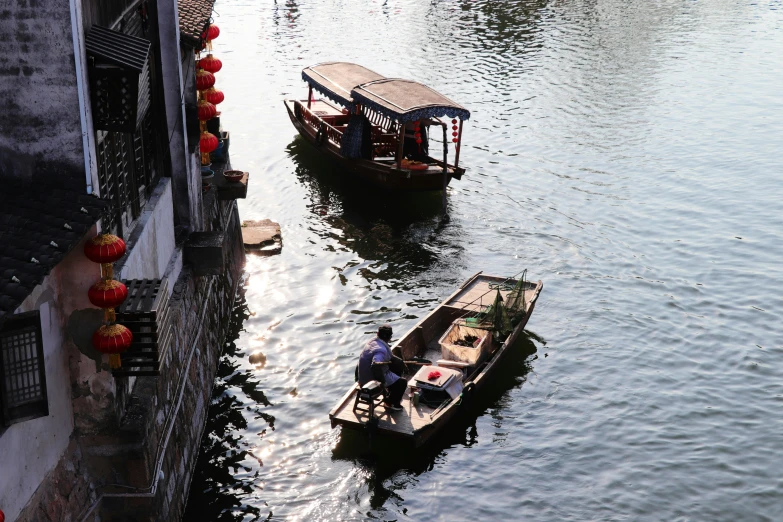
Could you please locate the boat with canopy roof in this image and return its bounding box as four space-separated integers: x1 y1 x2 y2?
284 62 470 192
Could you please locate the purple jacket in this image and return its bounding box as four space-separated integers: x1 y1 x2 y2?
358 337 399 387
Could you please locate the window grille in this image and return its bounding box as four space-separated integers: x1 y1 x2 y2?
0 311 48 426
97 110 159 233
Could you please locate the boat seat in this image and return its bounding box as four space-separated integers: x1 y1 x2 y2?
322 114 350 126
353 380 386 419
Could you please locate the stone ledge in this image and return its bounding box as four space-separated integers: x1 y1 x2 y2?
242 219 282 256
213 171 248 200
184 231 225 276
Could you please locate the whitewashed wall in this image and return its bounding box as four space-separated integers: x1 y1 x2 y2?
0 231 100 521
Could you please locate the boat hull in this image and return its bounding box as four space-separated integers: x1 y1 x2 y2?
284 100 461 192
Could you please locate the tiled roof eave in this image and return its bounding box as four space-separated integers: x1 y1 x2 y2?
178 0 216 48
0 189 109 329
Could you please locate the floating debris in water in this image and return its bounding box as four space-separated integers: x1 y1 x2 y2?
249 351 267 367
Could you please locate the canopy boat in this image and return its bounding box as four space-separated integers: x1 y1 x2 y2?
329 272 543 447
284 62 470 192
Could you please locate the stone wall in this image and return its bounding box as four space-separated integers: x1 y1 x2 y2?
13 439 99 522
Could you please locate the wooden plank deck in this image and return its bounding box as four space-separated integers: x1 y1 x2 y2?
304 99 344 117
446 276 538 313
331 386 440 435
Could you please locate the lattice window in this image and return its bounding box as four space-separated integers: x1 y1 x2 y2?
97 110 159 234
0 311 48 426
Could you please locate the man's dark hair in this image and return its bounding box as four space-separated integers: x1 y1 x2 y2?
378 324 393 342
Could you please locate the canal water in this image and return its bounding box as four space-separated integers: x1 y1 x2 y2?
184 1 783 520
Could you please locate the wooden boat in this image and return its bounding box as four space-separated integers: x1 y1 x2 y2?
329 272 543 447
284 62 470 192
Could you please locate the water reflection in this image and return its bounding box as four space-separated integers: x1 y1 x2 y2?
286 137 466 288
185 286 272 522
331 335 539 515
189 0 783 518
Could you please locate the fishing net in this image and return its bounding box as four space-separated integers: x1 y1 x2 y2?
505 269 528 325
480 289 512 339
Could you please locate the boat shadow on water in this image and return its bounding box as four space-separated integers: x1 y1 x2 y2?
287 136 467 287
330 333 542 510
287 136 446 223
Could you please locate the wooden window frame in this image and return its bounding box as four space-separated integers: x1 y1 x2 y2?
0 311 49 426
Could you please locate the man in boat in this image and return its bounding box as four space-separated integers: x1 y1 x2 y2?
357 324 407 411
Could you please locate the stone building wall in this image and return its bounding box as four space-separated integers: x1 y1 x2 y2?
0 0 85 184
14 198 245 522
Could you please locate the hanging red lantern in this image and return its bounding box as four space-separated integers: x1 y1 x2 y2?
452 119 457 124
202 24 220 41
200 131 219 154
452 131 459 137
452 138 458 143
198 54 222 73
198 99 217 121
92 324 133 369
0 508 5 522
196 69 215 91
203 87 224 105
88 279 128 309
84 234 126 264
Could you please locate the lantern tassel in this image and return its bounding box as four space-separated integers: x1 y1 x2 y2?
109 353 122 369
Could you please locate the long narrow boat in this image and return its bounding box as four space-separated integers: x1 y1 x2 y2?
284 62 470 192
329 272 543 447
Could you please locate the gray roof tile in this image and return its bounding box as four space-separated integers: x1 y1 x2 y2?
0 187 109 327
178 0 216 48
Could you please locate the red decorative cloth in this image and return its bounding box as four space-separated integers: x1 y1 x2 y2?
427 370 441 381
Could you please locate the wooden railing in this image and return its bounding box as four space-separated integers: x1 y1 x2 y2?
361 105 398 134
295 101 343 146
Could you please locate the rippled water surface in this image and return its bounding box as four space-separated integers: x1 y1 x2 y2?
184 1 783 520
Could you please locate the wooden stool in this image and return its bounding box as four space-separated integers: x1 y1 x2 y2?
353 381 385 418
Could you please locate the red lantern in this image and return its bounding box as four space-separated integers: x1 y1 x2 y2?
452 119 457 124
202 24 220 41
196 69 215 91
88 279 128 309
452 125 458 131
200 131 219 154
203 87 224 105
84 234 126 264
92 324 133 369
452 131 458 137
452 138 458 143
198 54 222 73
198 99 217 121
1 509 5 522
